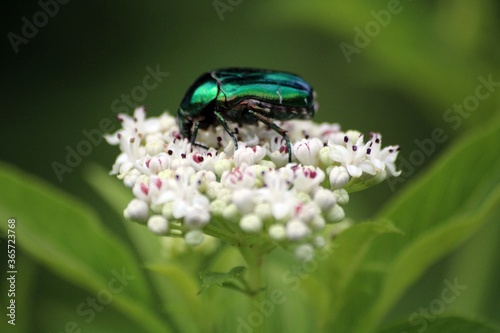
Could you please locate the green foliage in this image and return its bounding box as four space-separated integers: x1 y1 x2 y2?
0 163 171 333
197 266 248 295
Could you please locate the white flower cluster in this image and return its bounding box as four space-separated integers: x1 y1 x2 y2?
106 107 400 260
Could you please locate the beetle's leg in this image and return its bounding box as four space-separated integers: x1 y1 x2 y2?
191 121 200 146
248 110 292 162
214 111 239 150
190 121 209 150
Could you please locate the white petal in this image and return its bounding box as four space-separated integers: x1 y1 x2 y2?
172 200 188 219
272 201 290 220
346 164 362 178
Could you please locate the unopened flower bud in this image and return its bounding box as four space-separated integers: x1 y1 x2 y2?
124 199 149 223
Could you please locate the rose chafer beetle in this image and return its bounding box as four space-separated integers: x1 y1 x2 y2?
176 68 318 161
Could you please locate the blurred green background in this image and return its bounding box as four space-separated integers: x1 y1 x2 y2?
2 0 499 331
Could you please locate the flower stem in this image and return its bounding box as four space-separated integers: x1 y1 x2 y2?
239 245 264 296
238 240 275 294
238 243 275 333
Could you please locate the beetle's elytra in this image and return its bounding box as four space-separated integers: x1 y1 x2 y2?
176 68 318 161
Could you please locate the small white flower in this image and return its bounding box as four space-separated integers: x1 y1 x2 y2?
209 199 226 216
293 202 318 224
333 189 349 205
314 236 326 248
145 141 165 156
130 107 163 137
206 181 231 202
136 153 171 175
254 202 272 221
133 174 170 205
240 214 263 233
367 133 401 177
222 204 239 220
265 135 289 167
268 224 286 241
313 188 336 211
108 135 145 174
328 134 375 178
310 215 326 230
329 166 350 189
294 244 314 261
118 162 141 187
213 157 233 177
318 122 341 142
319 146 332 167
185 230 204 246
153 168 211 229
184 197 210 228
293 138 323 166
157 112 177 132
188 149 222 172
286 219 310 241
327 205 345 222
223 138 237 157
232 189 255 215
124 199 149 222
291 165 325 193
106 107 161 146
221 164 257 190
234 145 266 167
381 146 401 177
258 172 295 220
192 170 217 192
147 215 169 235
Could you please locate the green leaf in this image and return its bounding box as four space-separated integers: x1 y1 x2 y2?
326 220 401 295
377 316 500 333
198 266 247 295
147 263 210 332
444 205 500 316
84 164 164 264
315 220 402 330
0 162 170 333
85 164 208 332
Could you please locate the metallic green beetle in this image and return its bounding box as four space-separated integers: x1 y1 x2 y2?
176 68 318 161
